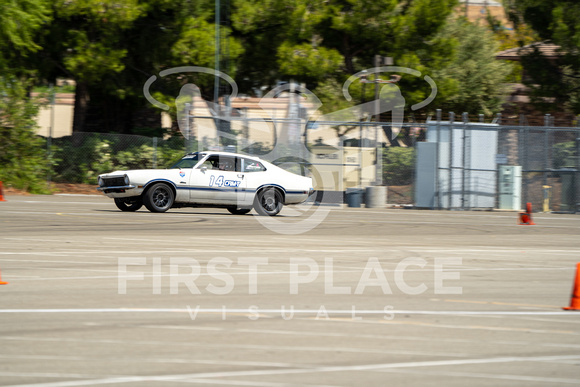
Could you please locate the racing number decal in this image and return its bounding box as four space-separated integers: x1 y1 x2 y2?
209 175 241 188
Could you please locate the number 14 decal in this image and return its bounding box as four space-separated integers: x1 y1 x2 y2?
209 175 241 188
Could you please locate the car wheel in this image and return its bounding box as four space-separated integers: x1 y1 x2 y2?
226 206 252 215
143 183 174 213
254 187 283 216
114 197 143 212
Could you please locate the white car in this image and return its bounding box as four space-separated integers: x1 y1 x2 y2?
97 151 313 216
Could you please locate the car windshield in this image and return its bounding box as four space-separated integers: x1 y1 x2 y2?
168 153 202 169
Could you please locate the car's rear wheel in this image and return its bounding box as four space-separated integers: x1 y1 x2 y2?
114 197 143 212
226 206 252 215
143 183 174 213
254 187 283 216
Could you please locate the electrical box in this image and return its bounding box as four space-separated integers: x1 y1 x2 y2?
499 165 522 210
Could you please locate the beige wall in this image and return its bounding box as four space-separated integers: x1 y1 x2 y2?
459 1 510 26
35 93 74 138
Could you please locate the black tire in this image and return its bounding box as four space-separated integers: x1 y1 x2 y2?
143 183 174 213
253 187 283 216
114 197 143 212
226 206 252 215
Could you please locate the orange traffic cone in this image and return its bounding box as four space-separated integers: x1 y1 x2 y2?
0 181 6 202
563 263 580 311
518 202 535 225
0 267 7 285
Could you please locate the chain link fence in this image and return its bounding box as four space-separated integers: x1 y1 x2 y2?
498 125 580 213
47 132 188 185
417 114 579 213
43 117 580 213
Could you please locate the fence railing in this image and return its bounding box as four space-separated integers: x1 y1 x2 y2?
42 116 580 213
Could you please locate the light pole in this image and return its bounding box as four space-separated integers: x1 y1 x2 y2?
360 70 368 149
358 70 370 188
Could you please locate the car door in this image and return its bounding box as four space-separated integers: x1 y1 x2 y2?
189 154 247 204
241 157 268 204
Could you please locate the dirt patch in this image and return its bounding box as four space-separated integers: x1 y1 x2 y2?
2 183 99 196
388 185 413 204
51 183 99 195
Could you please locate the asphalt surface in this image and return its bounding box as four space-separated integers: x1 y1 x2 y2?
1 194 580 386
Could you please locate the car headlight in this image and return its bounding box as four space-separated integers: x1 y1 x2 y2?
123 174 130 185
98 177 104 187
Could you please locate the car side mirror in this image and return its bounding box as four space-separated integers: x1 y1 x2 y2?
200 166 207 173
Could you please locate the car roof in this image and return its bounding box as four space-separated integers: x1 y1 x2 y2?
188 151 262 161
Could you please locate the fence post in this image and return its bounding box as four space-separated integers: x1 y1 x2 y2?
462 112 469 210
47 84 55 186
544 114 551 188
375 124 383 186
185 102 193 153
152 137 158 169
435 109 441 209
448 111 455 209
577 119 580 212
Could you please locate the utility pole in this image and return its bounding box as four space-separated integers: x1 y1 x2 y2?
47 84 55 185
373 55 393 186
214 0 220 104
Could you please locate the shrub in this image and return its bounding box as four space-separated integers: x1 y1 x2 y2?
382 147 415 186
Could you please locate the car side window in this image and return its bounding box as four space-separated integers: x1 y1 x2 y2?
200 155 239 172
243 158 266 172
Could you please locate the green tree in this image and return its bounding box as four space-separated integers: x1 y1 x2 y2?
39 0 144 133
429 17 513 115
0 0 51 74
0 77 50 194
232 0 510 117
0 0 52 193
383 147 415 185
504 0 580 113
38 0 245 134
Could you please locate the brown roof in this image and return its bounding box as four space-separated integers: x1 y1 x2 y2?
496 42 562 61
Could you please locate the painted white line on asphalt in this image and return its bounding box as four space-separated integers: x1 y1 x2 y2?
166 378 329 386
5 264 573 282
0 335 471 359
3 375 148 387
0 371 113 379
35 267 124 274
0 308 577 316
3 245 580 257
104 237 273 244
0 258 111 265
378 368 580 384
341 209 580 221
313 316 580 335
144 325 580 350
54 194 102 197
7 355 580 387
16 200 108 205
537 359 580 365
0 354 313 370
0 355 86 361
0 251 84 261
1 210 210 220
361 219 580 229
4 238 78 243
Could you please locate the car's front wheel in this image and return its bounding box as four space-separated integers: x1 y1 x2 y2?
143 183 174 213
226 206 252 215
114 197 143 212
254 187 283 216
